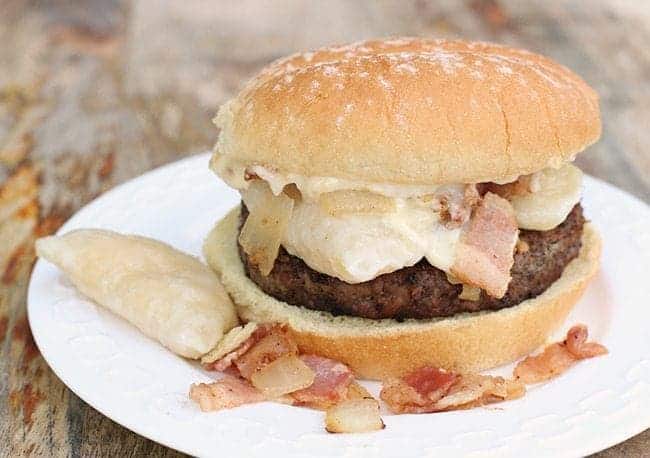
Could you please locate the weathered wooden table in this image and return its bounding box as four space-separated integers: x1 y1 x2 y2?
1 1 648 456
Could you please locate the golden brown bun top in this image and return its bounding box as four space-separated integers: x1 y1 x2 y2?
213 37 601 185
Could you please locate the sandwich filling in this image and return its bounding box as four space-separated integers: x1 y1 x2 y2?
238 204 585 319
213 155 584 318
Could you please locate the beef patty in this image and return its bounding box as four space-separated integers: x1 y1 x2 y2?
239 204 585 320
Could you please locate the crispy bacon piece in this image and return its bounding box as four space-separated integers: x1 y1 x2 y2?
203 323 276 372
450 192 518 298
430 374 525 412
234 327 298 379
403 366 459 402
291 354 355 409
203 324 264 371
380 367 458 414
207 340 255 372
380 366 524 414
193 325 387 424
436 184 481 228
514 325 608 384
513 344 576 383
189 375 266 412
564 324 608 359
479 174 540 199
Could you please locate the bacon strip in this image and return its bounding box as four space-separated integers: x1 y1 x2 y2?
234 327 298 379
450 192 518 298
203 323 276 372
189 375 266 412
430 374 525 411
380 367 457 414
380 366 524 414
207 340 255 372
479 174 538 199
564 324 608 359
193 323 390 419
514 325 608 384
291 354 355 410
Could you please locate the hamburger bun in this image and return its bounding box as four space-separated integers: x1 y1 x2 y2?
204 207 601 380
213 38 601 186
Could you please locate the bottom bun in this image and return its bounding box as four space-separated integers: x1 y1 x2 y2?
204 206 601 380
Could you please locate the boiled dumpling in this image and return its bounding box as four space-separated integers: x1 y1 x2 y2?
36 229 239 359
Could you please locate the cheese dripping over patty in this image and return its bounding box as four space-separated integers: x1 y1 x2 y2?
236 164 582 284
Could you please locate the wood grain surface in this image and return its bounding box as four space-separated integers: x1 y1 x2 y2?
1 0 648 456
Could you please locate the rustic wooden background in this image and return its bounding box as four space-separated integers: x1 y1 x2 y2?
1 0 648 456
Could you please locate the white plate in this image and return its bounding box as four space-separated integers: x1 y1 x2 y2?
28 153 650 458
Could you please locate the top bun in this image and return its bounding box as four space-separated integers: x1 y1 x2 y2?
213 37 601 185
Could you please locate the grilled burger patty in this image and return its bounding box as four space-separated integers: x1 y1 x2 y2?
239 204 585 320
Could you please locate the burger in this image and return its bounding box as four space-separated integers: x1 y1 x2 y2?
204 38 601 380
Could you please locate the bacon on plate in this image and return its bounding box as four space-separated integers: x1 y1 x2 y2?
430 374 525 412
189 375 266 412
291 354 355 409
202 323 275 371
564 324 608 358
380 366 524 414
233 326 298 379
514 324 608 384
479 174 539 199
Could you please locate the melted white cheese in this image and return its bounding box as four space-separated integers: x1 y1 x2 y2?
241 190 460 284
211 158 442 201
235 163 582 283
251 165 442 200
510 164 582 230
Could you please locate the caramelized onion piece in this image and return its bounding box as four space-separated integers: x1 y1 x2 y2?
318 190 395 217
283 183 302 201
459 284 481 301
325 399 385 434
239 180 294 275
508 164 582 231
345 382 373 401
250 354 315 398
